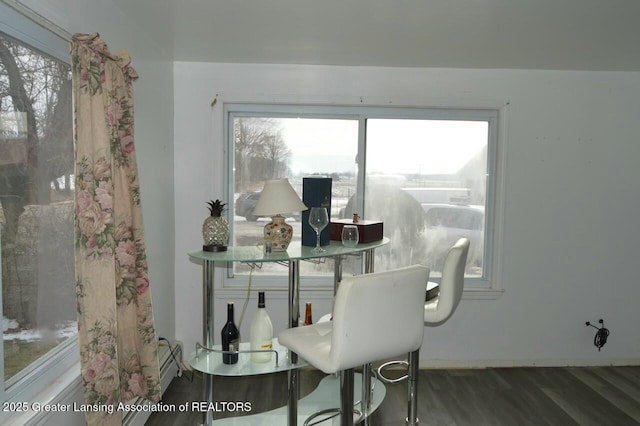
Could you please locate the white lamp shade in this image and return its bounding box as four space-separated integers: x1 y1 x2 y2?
253 179 308 216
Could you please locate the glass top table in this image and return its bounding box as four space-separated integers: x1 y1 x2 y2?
187 237 390 426
187 237 390 263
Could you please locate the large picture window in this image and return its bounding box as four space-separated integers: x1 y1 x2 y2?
226 104 498 288
0 3 76 416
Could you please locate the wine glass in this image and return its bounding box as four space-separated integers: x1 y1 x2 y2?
308 207 329 253
341 225 359 247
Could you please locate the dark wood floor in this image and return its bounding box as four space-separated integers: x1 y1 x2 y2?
147 365 640 425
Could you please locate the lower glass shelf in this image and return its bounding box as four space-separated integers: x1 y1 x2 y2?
209 372 386 425
189 339 307 376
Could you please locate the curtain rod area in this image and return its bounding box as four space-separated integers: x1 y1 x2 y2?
2 0 72 41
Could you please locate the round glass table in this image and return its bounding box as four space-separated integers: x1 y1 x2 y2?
187 238 390 425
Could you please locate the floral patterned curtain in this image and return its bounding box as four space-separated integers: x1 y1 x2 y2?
71 33 160 425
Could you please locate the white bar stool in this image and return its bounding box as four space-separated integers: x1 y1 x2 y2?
278 265 429 426
377 237 470 425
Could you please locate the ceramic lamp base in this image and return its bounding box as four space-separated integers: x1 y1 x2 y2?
264 215 293 251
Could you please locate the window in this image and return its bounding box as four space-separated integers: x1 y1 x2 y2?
0 3 76 415
226 104 497 288
229 112 359 281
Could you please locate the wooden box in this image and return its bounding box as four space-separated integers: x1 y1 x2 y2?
330 219 384 244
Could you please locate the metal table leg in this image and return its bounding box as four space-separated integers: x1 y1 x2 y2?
288 259 300 426
202 260 215 426
361 249 376 420
364 249 375 274
406 349 420 425
334 254 343 296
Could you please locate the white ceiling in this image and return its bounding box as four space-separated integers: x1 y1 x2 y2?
117 0 640 71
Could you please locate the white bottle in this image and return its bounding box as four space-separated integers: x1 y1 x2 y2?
250 291 274 363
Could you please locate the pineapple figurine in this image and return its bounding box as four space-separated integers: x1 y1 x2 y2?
202 199 229 252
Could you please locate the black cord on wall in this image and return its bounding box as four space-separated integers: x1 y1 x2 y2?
159 337 194 381
585 319 609 351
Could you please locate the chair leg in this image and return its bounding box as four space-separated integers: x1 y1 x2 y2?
406 349 419 425
361 362 372 423
341 368 355 426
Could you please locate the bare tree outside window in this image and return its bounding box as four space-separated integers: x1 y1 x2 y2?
0 33 75 382
233 117 290 192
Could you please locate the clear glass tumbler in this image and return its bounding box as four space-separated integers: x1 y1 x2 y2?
341 225 359 247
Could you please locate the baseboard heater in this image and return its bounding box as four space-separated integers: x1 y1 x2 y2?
123 342 182 426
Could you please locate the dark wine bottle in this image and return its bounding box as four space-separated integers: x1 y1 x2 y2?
221 302 240 364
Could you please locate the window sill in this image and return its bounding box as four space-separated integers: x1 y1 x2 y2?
3 343 179 426
4 362 82 426
463 287 504 300
215 286 504 300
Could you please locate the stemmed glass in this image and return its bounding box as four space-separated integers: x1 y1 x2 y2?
308 207 329 253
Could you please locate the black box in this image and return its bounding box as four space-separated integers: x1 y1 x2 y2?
302 177 332 247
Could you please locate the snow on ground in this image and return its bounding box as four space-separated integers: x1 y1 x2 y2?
3 317 77 341
3 317 18 332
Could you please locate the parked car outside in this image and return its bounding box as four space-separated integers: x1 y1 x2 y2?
337 184 484 276
235 192 262 221
421 203 484 274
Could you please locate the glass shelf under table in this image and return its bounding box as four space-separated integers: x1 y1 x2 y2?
189 339 306 377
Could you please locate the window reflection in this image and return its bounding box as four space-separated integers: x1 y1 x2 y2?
0 33 75 382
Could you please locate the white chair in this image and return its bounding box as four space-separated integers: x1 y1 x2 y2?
423 237 470 326
278 265 429 426
377 237 470 424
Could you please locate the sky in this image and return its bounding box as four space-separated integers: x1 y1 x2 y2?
282 118 358 174
281 118 487 175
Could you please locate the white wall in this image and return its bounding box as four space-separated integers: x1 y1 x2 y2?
174 62 640 367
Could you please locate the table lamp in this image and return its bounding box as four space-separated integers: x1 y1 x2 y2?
253 179 308 251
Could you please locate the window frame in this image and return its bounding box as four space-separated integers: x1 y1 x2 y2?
224 102 502 294
0 3 78 420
